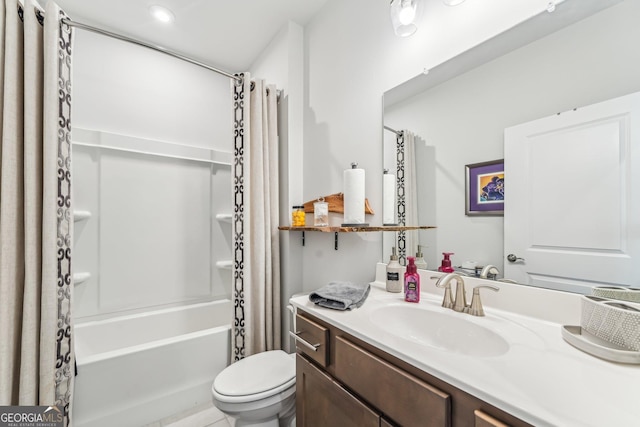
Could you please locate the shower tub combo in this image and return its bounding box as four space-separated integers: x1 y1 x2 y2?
73 299 231 427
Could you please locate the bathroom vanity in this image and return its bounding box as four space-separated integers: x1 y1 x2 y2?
293 310 526 426
289 265 640 427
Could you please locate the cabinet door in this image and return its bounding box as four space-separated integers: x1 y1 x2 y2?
296 354 380 427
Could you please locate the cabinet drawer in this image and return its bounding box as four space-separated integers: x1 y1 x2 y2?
334 336 451 427
474 410 510 427
293 313 328 367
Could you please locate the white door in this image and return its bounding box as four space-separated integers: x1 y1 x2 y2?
504 91 640 293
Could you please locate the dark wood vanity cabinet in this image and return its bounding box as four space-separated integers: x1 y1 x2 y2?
297 354 380 427
295 310 532 427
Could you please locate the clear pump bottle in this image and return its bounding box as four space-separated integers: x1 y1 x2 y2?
414 245 428 270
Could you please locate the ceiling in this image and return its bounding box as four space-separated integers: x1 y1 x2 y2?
48 0 328 72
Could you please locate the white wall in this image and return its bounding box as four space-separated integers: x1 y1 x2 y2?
299 0 555 290
73 31 232 148
383 0 640 273
249 21 305 352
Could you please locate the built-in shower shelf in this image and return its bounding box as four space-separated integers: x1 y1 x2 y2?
215 213 233 223
73 272 91 285
72 128 232 167
215 260 233 270
73 210 92 222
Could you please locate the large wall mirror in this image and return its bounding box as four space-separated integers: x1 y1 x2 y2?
382 0 640 293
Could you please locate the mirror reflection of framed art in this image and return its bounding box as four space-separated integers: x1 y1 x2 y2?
465 159 504 216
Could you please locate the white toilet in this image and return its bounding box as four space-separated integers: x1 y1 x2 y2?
211 350 296 427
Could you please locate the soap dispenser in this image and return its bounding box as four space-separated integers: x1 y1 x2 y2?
414 245 428 270
386 247 403 293
438 252 455 273
404 256 420 303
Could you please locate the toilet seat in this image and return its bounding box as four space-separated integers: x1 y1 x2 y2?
213 350 296 404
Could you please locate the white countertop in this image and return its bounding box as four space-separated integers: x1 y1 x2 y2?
289 265 640 427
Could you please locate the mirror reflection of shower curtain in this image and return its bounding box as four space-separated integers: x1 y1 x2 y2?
232 75 281 361
397 130 419 264
0 1 74 424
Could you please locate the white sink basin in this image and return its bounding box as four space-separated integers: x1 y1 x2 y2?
371 305 510 357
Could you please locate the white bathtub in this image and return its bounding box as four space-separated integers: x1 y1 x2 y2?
72 299 231 427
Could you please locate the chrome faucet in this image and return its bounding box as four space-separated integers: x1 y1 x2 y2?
435 273 467 312
480 264 500 280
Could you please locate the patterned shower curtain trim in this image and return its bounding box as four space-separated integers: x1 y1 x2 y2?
46 2 74 419
231 73 281 361
232 73 248 361
396 129 418 264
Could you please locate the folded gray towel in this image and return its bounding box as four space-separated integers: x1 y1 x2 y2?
309 282 371 311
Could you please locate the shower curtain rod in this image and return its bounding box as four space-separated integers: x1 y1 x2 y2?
384 125 402 136
60 17 242 83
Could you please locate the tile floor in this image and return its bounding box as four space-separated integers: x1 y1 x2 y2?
144 402 235 427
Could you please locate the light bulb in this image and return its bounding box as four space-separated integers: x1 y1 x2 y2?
398 2 416 25
390 0 418 37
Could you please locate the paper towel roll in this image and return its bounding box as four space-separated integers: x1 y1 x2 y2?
383 171 396 225
343 164 365 225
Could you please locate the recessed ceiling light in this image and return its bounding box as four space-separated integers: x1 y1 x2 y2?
443 0 466 6
149 5 175 23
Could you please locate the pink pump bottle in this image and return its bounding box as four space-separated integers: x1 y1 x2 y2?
404 256 420 303
438 252 455 273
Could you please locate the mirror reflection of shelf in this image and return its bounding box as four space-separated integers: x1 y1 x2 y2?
73 210 92 222
215 214 233 223
73 272 91 285
215 260 233 270
278 225 436 250
278 225 435 232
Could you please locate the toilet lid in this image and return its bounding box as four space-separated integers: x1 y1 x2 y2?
214 350 295 397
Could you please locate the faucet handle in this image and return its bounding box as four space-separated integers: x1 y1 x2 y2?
434 274 454 309
468 285 500 316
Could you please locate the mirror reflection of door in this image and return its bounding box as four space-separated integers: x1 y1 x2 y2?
382 1 640 290
504 91 640 293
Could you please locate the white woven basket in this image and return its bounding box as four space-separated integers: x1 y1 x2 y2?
581 296 640 351
591 286 640 303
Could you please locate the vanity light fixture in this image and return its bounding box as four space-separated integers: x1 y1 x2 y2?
390 0 418 37
149 5 175 23
443 0 466 6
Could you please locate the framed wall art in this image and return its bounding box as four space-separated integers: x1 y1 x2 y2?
465 159 504 216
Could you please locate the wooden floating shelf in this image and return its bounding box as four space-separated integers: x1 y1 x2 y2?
278 225 435 232
278 225 436 250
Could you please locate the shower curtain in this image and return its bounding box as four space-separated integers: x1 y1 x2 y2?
232 74 281 360
397 129 418 263
0 0 74 423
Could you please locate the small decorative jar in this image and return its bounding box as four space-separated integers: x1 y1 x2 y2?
314 198 329 227
291 205 305 227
